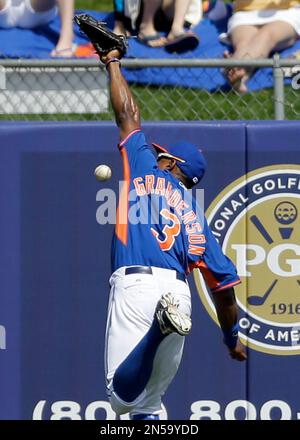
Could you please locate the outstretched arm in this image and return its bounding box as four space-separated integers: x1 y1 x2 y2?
102 50 140 141
212 287 247 362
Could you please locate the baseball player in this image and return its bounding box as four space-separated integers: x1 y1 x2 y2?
102 52 247 419
74 16 247 420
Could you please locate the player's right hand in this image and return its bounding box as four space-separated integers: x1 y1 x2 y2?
228 340 247 361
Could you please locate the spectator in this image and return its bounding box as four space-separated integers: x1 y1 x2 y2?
139 0 200 52
223 0 300 92
113 0 201 53
113 0 126 36
0 0 75 57
113 0 138 36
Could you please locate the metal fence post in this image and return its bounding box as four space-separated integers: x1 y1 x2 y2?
273 53 285 120
0 66 6 90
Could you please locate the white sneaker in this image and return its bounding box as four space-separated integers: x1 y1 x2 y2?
155 293 192 336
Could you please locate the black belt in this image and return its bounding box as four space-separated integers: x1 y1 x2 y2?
125 266 186 283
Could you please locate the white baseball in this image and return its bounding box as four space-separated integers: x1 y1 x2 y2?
94 164 112 181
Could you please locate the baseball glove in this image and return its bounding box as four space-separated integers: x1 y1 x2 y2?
74 14 128 58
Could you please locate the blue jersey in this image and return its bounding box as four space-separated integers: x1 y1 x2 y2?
111 130 240 292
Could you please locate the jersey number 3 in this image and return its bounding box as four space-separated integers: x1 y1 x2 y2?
151 208 181 251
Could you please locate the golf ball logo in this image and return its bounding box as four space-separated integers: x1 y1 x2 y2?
274 202 297 225
194 165 300 356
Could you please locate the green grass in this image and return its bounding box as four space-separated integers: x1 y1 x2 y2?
110 86 299 120
75 0 112 11
1 86 298 121
133 86 274 120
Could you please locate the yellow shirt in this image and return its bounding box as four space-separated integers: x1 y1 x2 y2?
234 0 300 12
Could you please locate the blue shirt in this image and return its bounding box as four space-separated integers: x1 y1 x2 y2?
111 129 240 292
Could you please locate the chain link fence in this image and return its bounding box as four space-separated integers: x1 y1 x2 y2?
0 55 299 121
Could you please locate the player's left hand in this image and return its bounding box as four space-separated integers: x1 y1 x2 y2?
228 339 247 361
100 49 122 65
74 14 127 63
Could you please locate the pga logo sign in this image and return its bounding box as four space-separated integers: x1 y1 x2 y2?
195 166 300 355
233 243 300 278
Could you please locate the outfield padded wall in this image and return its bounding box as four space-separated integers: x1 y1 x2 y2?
0 121 299 420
